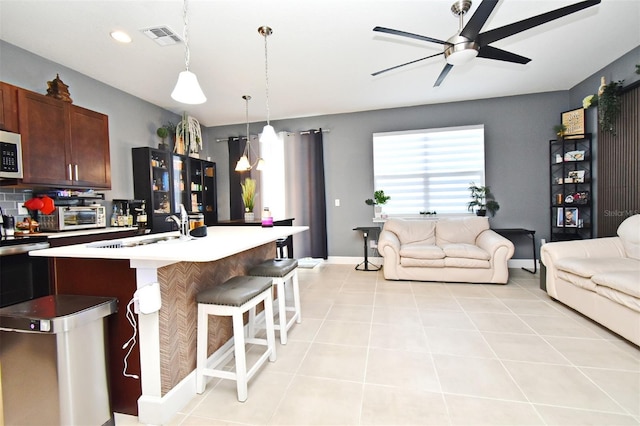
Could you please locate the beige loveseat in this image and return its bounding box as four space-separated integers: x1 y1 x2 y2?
377 217 515 284
540 214 640 345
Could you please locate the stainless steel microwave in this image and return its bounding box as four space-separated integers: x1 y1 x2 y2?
38 205 107 231
0 130 23 179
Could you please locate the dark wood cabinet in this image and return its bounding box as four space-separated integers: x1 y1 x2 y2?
549 134 593 241
0 82 19 133
133 147 217 233
17 87 111 188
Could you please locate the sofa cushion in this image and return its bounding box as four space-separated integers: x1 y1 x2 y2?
399 242 444 259
554 257 639 279
384 219 436 245
444 257 491 269
400 258 445 267
436 217 489 246
617 214 640 261
592 271 640 298
557 270 597 291
595 285 640 313
442 243 491 260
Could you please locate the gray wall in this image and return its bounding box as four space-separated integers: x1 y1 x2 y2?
0 40 180 209
204 92 568 259
2 38 637 259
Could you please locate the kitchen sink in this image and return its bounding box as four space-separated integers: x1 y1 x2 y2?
87 235 184 249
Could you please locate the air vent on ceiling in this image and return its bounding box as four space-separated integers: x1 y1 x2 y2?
141 26 182 46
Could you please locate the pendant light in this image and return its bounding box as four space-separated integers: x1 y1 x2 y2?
171 0 206 104
235 95 265 172
258 26 278 144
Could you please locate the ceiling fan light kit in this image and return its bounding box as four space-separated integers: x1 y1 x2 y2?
373 0 601 86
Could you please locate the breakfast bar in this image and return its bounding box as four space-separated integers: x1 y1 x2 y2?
31 225 308 425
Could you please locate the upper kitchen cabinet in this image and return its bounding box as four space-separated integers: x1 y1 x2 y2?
0 82 19 133
17 88 111 188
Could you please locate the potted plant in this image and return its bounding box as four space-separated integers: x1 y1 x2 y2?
365 190 391 218
241 177 256 221
467 182 500 217
598 80 624 135
156 127 169 150
553 124 567 140
175 113 202 156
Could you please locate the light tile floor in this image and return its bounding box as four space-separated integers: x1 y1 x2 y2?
116 264 640 425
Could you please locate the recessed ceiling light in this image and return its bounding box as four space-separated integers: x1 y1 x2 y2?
110 31 132 44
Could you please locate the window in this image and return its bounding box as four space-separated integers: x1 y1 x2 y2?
372 125 485 215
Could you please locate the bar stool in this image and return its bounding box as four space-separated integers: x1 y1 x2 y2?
248 258 301 344
195 275 276 402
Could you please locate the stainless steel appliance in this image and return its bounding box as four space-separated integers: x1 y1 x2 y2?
0 130 23 179
0 295 117 426
0 236 50 308
38 205 106 231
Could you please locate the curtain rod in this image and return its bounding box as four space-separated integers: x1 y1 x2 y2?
300 129 330 135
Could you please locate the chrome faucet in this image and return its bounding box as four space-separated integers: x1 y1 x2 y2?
165 204 189 239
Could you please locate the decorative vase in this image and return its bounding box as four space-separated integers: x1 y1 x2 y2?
244 212 255 222
476 209 487 217
374 205 382 218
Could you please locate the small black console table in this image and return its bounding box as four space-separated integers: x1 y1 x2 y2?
353 226 381 271
493 228 537 274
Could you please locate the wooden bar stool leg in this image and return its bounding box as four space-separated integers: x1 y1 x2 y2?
196 304 208 394
263 291 277 362
292 271 302 324
232 310 248 402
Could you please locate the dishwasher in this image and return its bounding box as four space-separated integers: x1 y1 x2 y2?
0 294 117 426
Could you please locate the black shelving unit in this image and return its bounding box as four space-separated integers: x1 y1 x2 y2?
549 133 593 241
132 147 217 233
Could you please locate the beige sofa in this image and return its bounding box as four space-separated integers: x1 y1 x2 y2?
540 214 640 346
377 217 515 284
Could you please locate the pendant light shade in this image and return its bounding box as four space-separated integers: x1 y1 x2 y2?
260 124 278 144
171 0 206 105
235 95 265 172
172 70 206 104
258 26 276 144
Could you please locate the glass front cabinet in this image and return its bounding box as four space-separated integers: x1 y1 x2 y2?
549 134 593 241
133 147 217 233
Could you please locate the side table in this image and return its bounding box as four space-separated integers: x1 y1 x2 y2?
353 226 381 271
493 228 537 274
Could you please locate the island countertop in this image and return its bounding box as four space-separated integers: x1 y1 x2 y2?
31 225 309 263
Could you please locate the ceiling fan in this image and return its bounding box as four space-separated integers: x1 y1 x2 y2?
372 0 601 87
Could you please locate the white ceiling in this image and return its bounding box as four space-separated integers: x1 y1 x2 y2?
1 1 639 127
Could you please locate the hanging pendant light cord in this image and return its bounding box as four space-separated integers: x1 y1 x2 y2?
244 95 251 160
183 0 191 71
263 29 271 125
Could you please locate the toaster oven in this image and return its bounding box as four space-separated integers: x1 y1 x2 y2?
38 205 106 231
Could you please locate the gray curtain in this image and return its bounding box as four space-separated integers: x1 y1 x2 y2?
228 137 249 220
285 129 328 259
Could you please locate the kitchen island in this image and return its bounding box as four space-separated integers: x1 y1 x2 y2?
31 225 308 425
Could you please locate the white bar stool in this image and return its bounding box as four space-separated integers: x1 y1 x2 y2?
248 258 301 344
195 275 276 402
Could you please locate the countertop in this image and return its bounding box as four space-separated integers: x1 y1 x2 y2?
16 226 140 239
31 226 308 263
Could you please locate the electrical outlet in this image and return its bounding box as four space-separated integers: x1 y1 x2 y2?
335 199 340 207
17 203 28 215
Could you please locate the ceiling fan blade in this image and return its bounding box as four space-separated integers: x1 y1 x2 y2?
372 52 444 76
477 45 531 64
460 0 499 40
373 26 447 45
477 0 600 46
434 64 453 87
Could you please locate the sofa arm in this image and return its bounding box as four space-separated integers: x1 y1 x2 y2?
476 230 515 259
540 237 625 297
377 229 400 255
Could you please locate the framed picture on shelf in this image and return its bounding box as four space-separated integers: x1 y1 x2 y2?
567 170 585 183
561 108 585 138
557 207 578 227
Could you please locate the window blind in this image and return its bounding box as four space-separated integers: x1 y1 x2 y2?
372 125 485 215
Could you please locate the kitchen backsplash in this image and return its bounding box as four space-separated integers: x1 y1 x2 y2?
0 188 33 217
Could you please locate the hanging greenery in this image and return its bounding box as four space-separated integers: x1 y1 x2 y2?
598 80 624 135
